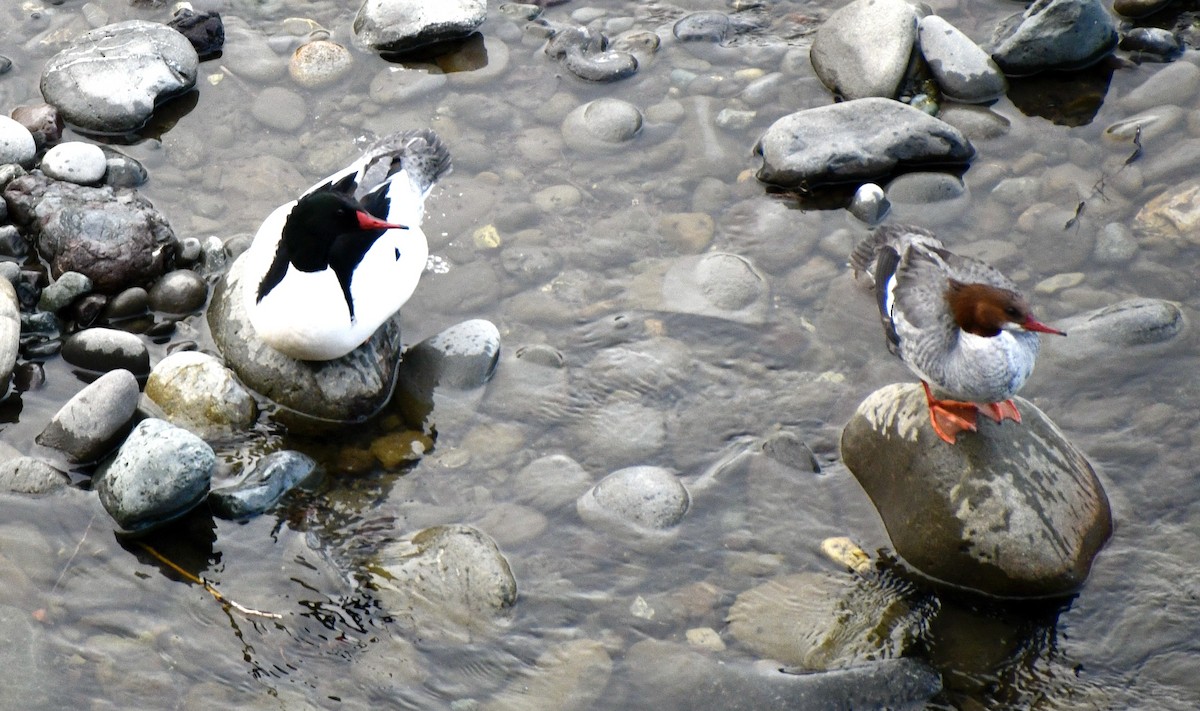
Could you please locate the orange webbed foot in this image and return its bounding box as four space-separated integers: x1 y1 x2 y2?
921 381 979 445
979 399 1022 424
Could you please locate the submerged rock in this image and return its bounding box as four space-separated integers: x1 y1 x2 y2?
40 20 199 134
207 253 405 425
483 639 612 711
754 98 974 190
577 465 690 534
840 383 1112 599
94 418 215 533
0 457 69 494
208 450 316 519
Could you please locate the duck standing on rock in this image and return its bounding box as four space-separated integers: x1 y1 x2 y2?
240 129 451 361
850 224 1066 444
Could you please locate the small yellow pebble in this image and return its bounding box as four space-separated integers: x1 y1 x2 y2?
820 536 872 575
472 224 502 250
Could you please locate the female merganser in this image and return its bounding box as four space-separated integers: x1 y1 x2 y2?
241 129 451 361
850 224 1066 444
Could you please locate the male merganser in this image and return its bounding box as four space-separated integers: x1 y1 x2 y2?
850 224 1066 444
241 129 451 361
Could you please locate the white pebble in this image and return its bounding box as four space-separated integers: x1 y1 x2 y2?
41 142 107 184
0 116 36 165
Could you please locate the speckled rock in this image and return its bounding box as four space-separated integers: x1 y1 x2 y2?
754 98 974 190
0 457 69 494
577 465 690 535
289 39 354 88
93 418 215 533
370 524 517 642
397 319 500 391
37 271 92 312
144 350 257 432
9 104 62 150
40 142 107 184
0 116 36 165
353 0 487 53
841 383 1112 598
989 0 1118 76
809 0 919 100
40 20 199 134
208 450 316 519
631 253 770 325
36 369 140 464
207 253 405 424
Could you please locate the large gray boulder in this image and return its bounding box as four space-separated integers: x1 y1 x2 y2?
754 98 974 190
353 0 487 53
40 20 198 134
989 0 1118 76
809 0 919 100
2 173 174 293
840 383 1112 598
207 253 405 425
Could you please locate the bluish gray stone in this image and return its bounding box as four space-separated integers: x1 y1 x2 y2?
0 116 35 165
37 271 92 313
754 98 975 189
209 450 316 519
36 369 140 463
989 0 1118 76
60 328 149 376
353 0 487 53
918 16 1006 103
94 418 215 533
810 0 919 100
40 20 199 134
40 142 107 184
841 383 1112 598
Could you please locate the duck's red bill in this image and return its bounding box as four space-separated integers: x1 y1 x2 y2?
356 211 407 231
1023 316 1066 336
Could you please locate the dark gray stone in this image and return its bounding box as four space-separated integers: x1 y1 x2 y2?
167 8 224 60
754 98 974 190
989 0 1118 76
147 268 207 314
60 328 149 376
809 0 919 100
2 173 174 294
36 369 140 463
36 271 92 312
94 418 214 533
840 383 1112 599
101 149 149 188
209 450 316 519
40 20 199 134
207 253 405 425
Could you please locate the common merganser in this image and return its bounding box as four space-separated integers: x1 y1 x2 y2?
241 129 451 361
850 224 1066 444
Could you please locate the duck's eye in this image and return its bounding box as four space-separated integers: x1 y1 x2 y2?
1004 306 1021 317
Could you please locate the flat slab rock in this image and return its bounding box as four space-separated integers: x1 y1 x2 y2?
754 98 974 190
840 383 1112 599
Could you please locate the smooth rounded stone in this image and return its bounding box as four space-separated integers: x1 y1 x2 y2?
727 572 928 670
563 47 638 82
167 8 224 59
208 450 316 519
0 456 69 494
990 176 1040 206
353 0 487 53
221 17 285 81
37 270 92 312
1093 222 1138 264
989 0 1118 76
9 102 62 151
499 244 563 286
621 639 942 710
1118 61 1200 113
369 525 516 642
0 278 16 390
510 454 593 511
631 253 770 325
809 0 919 100
673 11 731 43
1113 0 1174 17
250 87 306 131
0 116 36 164
1133 177 1200 242
61 328 149 377
1034 271 1086 294
36 369 139 463
918 16 1006 103
574 398 666 469
533 184 581 212
1053 298 1184 363
657 212 714 253
848 183 891 226
561 98 643 154
144 350 257 431
147 268 207 314
577 465 690 537
884 172 970 225
368 65 447 104
482 639 612 711
102 287 149 322
754 98 975 190
396 319 500 392
102 150 149 188
715 108 756 130
0 604 62 709
1 173 173 294
94 418 215 533
1119 27 1182 60
289 39 353 88
39 20 199 134
207 254 405 424
40 141 107 184
840 383 1113 599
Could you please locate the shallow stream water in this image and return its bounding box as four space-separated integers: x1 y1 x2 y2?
1 0 1199 709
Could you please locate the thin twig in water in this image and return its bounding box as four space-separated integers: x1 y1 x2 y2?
137 542 283 620
51 511 98 595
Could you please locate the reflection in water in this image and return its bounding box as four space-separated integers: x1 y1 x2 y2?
1006 60 1116 127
